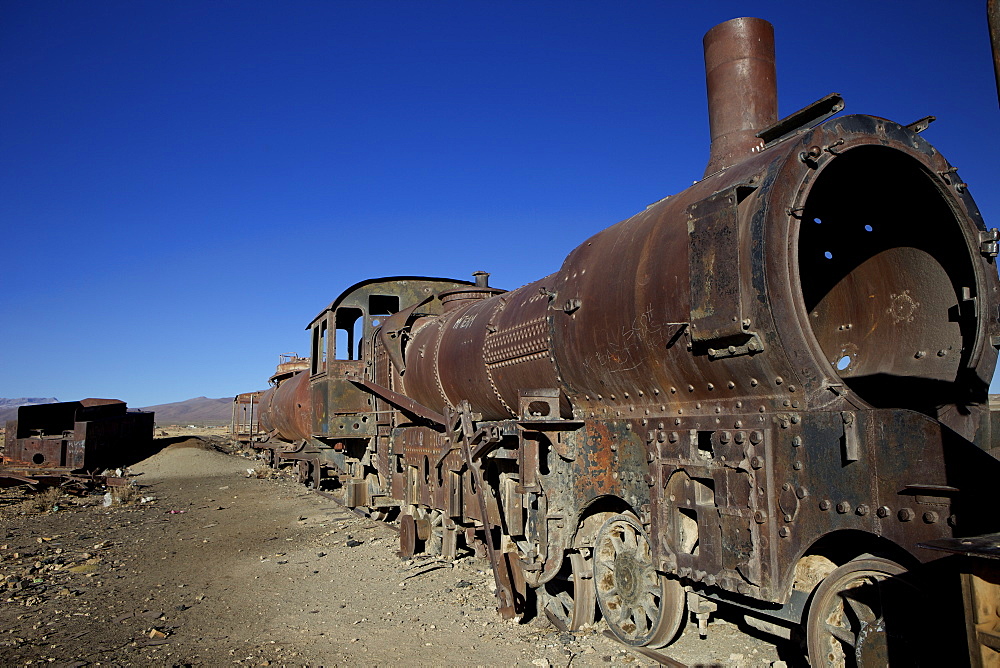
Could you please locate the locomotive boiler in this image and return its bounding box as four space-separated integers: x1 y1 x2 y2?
242 17 1000 665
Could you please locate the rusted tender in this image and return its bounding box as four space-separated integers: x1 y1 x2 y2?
242 17 1000 665
2 399 154 481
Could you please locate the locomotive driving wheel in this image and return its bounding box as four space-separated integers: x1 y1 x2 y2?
542 549 596 631
593 514 685 648
806 556 919 667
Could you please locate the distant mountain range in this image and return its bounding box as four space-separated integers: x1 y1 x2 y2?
0 397 60 423
0 396 234 426
139 397 234 425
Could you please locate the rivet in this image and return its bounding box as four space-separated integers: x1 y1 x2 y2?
923 511 939 524
791 436 802 447
753 510 767 524
788 385 796 392
750 456 763 469
898 508 915 522
793 461 802 470
610 394 616 400
775 376 783 385
734 420 743 428
819 500 831 511
856 504 870 516
674 418 681 425
657 422 665 429
695 402 702 409
669 387 676 394
791 400 800 408
781 482 790 491
749 431 763 445
750 378 759 387
736 401 743 409
836 502 850 514
720 431 731 443
654 388 660 395
778 527 790 538
790 415 800 424
707 383 715 391
876 506 889 518
783 399 791 407
948 514 958 527
688 385 695 392
796 486 808 499
669 432 679 443
759 406 766 413
728 381 735 389
735 432 746 444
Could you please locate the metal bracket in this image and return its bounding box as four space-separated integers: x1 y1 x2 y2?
706 333 764 359
841 411 859 463
979 229 999 258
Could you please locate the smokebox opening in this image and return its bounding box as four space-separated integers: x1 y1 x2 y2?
797 146 977 412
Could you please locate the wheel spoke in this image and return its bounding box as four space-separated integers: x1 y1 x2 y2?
825 620 856 646
841 590 877 629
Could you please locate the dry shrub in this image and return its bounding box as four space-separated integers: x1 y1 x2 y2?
28 487 63 513
109 483 140 505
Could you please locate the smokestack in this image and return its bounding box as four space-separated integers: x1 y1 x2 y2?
473 271 490 288
703 17 778 176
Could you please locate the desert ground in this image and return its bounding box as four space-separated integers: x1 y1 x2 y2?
0 433 794 667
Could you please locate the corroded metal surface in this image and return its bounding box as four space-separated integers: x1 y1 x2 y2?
2 399 153 475
702 17 777 176
239 16 1000 664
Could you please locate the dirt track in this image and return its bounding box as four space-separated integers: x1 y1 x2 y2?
0 439 791 666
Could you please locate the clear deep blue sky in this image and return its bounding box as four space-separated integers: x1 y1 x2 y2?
2 1 998 407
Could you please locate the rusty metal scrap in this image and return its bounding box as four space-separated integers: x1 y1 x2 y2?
3 399 153 476
235 16 1000 665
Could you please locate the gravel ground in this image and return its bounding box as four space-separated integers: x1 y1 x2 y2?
0 438 797 666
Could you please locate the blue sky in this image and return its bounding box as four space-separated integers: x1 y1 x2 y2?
2 1 998 407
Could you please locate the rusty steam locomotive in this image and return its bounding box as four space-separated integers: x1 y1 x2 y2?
238 17 1000 665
